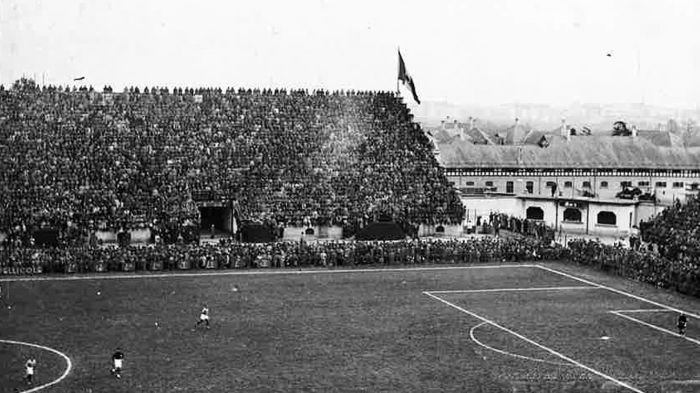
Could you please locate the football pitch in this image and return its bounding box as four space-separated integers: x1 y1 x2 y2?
2 263 700 393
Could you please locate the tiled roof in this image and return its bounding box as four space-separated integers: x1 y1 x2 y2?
465 127 494 145
503 123 528 144
437 135 700 169
636 130 683 148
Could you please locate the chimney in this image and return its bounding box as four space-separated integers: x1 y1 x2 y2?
560 118 567 138
440 120 445 130
631 125 638 138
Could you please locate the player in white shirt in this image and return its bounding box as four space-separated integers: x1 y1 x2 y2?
25 358 37 385
194 304 210 330
110 348 125 378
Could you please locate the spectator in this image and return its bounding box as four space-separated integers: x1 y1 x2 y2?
0 79 463 244
0 237 567 274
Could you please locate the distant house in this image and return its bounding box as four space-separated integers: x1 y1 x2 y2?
503 118 529 145
505 118 575 147
431 116 494 145
464 118 494 145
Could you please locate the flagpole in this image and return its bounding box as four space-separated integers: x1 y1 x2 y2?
396 47 400 96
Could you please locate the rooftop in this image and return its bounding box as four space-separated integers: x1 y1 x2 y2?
437 135 700 169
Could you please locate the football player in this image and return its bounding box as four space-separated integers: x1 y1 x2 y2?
110 348 125 378
25 358 36 385
194 304 210 330
678 313 688 336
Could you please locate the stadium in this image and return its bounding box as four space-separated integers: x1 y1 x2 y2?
3 1 700 392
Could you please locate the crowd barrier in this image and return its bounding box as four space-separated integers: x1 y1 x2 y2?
0 238 570 276
5 238 699 301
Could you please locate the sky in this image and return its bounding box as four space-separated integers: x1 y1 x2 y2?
1 0 699 108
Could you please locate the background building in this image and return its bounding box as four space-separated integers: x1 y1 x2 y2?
432 119 700 239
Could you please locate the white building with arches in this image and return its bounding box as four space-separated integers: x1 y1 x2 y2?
434 130 700 239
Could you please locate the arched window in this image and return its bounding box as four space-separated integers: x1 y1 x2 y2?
305 227 315 235
526 207 544 220
563 208 582 222
597 211 617 225
435 225 445 233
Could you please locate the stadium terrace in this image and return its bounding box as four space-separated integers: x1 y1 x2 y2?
0 79 464 247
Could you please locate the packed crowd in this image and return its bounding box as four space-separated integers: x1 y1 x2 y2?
489 213 554 241
0 237 567 273
0 79 464 243
6 78 700 299
639 195 700 263
568 239 700 297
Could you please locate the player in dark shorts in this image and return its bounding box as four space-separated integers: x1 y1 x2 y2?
111 348 125 378
678 313 688 336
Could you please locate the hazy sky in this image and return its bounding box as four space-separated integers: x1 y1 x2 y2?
1 0 699 107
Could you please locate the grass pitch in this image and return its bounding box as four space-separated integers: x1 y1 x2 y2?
2 263 700 393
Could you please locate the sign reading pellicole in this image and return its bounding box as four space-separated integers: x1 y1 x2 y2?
0 266 43 275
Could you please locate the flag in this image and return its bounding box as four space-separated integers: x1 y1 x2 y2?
73 76 85 81
398 50 420 104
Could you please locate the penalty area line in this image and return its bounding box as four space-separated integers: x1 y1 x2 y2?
428 285 598 294
535 265 700 320
0 339 72 393
424 291 645 393
610 311 700 346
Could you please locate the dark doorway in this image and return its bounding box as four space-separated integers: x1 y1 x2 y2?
563 208 582 223
526 207 544 220
241 223 275 243
597 211 617 225
33 228 59 247
199 206 233 235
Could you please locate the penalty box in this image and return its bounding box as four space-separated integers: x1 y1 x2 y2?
424 265 700 393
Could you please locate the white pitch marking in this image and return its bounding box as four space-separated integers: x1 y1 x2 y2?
0 339 72 393
424 291 645 393
663 380 700 385
429 286 598 294
613 309 671 314
535 265 700 320
469 322 571 366
0 264 536 283
609 311 700 346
